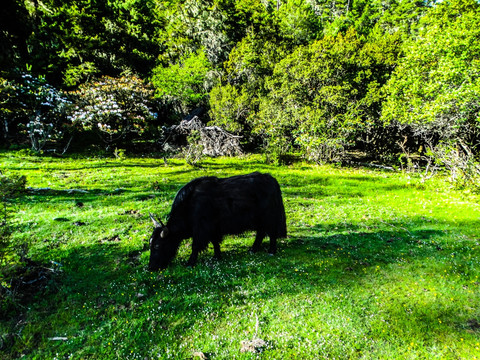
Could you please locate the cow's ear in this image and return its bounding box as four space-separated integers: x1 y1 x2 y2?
160 227 169 239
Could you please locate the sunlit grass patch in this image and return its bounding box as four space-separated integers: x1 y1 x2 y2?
1 152 479 359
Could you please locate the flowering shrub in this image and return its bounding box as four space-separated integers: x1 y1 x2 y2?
68 76 156 148
0 73 69 151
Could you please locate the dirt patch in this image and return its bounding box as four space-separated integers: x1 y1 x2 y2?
240 338 267 353
120 209 143 217
99 235 121 243
467 318 480 331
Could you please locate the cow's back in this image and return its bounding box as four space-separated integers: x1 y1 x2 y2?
190 172 285 236
168 172 286 240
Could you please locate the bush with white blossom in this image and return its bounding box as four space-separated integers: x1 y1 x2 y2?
68 76 157 148
0 73 70 151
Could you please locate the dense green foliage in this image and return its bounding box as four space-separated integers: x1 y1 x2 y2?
0 153 479 358
252 29 401 162
1 0 479 167
382 0 480 146
151 49 213 114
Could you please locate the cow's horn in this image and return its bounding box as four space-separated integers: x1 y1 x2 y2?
149 213 163 228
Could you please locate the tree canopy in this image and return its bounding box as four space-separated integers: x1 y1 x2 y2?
1 0 479 167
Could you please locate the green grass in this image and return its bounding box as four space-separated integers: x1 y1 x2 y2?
1 152 480 359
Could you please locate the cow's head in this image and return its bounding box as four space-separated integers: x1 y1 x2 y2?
148 213 175 271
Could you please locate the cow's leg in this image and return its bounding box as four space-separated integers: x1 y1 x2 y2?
268 236 277 255
251 231 265 253
213 240 221 260
187 236 202 266
187 231 213 266
187 247 199 267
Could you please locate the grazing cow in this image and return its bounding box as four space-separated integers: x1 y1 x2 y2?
148 172 287 270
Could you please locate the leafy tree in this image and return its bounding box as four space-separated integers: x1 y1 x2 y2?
4 0 475 166
151 49 213 115
225 32 280 86
254 28 400 162
223 0 320 85
209 33 281 145
210 0 319 142
158 0 238 67
375 0 430 35
26 0 164 87
156 0 284 120
0 77 16 144
0 0 32 72
382 0 480 151
277 0 322 44
312 0 433 38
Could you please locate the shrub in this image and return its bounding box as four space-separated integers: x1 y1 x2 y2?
151 49 213 115
208 84 252 135
426 141 480 192
0 73 70 151
68 76 156 149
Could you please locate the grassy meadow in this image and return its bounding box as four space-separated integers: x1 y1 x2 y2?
1 152 480 359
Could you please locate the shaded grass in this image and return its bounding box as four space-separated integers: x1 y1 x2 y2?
1 152 479 359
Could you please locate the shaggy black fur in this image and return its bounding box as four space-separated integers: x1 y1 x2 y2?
148 172 287 270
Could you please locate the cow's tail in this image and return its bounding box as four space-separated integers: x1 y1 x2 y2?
272 177 287 238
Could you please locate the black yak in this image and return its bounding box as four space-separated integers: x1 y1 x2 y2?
148 172 287 270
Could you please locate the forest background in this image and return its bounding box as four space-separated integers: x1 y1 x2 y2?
1 0 479 175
